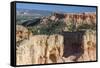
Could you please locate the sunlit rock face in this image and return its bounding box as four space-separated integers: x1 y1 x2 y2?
16 34 64 65
16 25 32 42
81 30 96 61
16 30 96 65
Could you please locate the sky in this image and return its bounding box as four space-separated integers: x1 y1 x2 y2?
16 3 96 13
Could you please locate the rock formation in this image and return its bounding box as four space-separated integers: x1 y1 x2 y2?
16 13 96 65
16 25 32 47
62 30 96 62
16 34 64 65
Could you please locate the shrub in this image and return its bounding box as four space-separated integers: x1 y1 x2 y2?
28 19 66 35
77 23 96 31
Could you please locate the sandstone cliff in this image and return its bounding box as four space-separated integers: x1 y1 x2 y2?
62 30 96 62
16 25 96 65
16 34 64 65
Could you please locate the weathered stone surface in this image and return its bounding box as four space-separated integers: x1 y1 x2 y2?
81 30 96 61
16 25 32 42
62 31 96 62
16 34 64 65
16 25 96 65
46 34 64 63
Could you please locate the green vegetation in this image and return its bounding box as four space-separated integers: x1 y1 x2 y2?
16 15 37 24
28 19 66 35
65 19 96 32
77 23 96 31
66 19 76 32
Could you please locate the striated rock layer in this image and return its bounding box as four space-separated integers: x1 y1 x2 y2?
16 34 64 65
16 25 96 65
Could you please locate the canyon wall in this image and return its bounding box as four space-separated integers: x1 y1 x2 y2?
50 12 96 24
62 30 96 62
16 23 96 65
16 34 64 65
